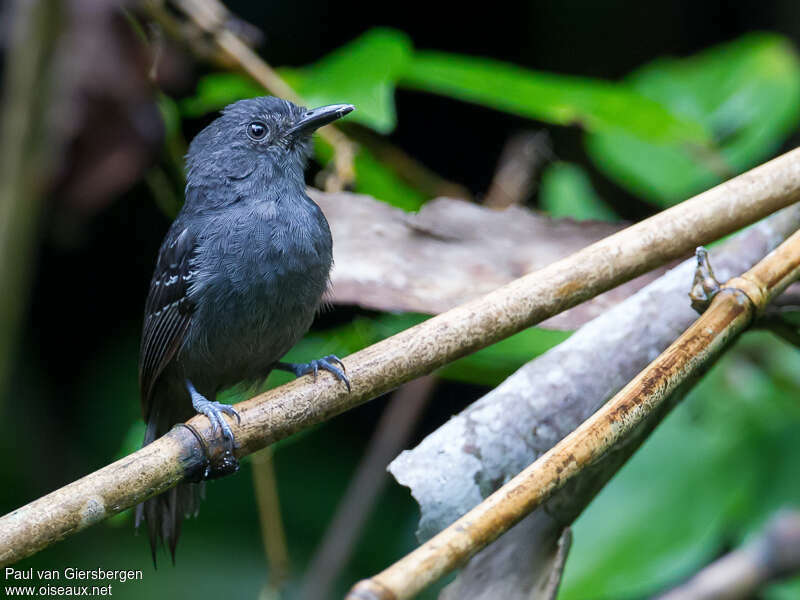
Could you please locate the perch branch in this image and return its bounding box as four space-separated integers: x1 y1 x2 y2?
346 225 800 600
1 149 800 566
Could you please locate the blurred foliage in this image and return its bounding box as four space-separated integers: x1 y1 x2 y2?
282 29 412 134
402 51 709 144
586 33 800 206
312 136 427 211
539 161 619 221
181 29 800 217
559 332 800 599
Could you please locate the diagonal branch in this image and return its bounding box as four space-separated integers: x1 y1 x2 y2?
1 149 800 567
347 215 800 600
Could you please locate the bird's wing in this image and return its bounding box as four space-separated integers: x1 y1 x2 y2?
139 225 197 420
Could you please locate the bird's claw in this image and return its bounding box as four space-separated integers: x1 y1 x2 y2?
186 379 240 441
197 400 239 441
184 379 241 479
216 402 242 425
277 355 350 391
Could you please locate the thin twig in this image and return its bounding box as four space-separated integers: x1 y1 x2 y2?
483 131 552 209
251 447 290 592
148 0 356 191
655 510 800 600
299 376 436 600
346 229 800 600
1 149 800 566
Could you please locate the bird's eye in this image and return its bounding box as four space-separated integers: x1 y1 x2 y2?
247 121 268 141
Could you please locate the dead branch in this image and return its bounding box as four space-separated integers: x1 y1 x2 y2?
384 208 800 600
1 149 800 567
347 220 800 600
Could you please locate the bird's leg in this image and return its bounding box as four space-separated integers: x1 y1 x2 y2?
275 355 351 391
186 379 241 444
186 379 241 479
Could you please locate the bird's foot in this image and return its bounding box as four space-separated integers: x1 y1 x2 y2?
186 379 241 479
275 355 351 391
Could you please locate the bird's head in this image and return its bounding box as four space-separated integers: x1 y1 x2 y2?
184 96 354 200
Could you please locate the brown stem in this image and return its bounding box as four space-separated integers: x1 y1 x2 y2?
483 131 552 209
251 447 290 592
344 126 471 201
0 0 62 394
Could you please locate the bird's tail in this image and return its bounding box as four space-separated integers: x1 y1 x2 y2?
134 399 203 566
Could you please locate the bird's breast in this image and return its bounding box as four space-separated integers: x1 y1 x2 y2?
181 204 333 386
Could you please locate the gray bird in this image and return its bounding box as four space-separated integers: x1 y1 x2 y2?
135 97 354 563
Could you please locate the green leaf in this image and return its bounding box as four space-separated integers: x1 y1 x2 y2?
352 147 428 211
539 162 619 221
180 29 413 133
179 73 265 118
585 33 800 206
440 327 571 386
281 29 413 133
313 136 427 211
401 52 710 143
768 577 800 600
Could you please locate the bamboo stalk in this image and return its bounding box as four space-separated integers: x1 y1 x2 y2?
1 150 800 567
345 228 800 600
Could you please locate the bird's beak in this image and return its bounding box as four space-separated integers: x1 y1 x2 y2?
286 103 355 138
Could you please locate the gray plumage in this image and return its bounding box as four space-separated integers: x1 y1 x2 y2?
135 97 353 563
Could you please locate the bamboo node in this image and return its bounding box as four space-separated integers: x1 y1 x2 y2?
724 274 770 315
